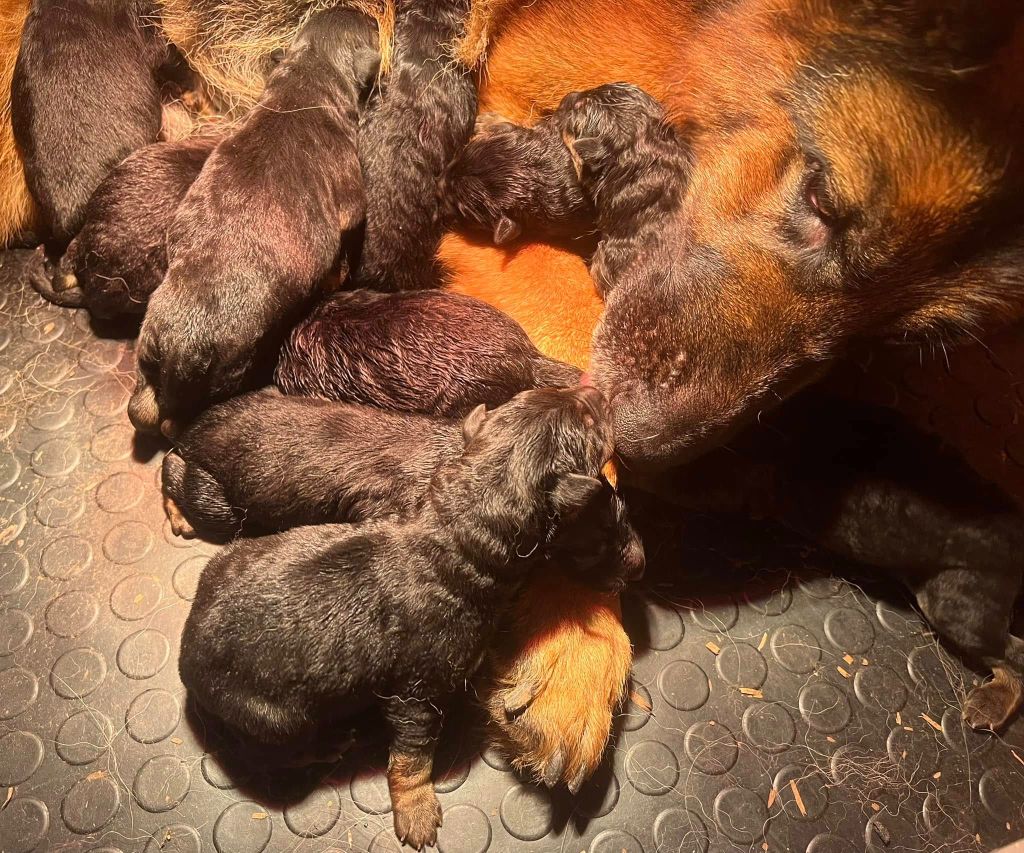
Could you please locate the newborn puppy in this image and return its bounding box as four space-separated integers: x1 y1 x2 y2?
442 113 593 245
275 289 582 417
12 0 168 241
163 389 642 593
662 390 1024 732
29 137 215 319
356 0 477 290
162 390 459 541
549 83 690 297
179 385 629 848
130 8 379 436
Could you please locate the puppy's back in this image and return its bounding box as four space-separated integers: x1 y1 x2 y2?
276 289 581 416
169 391 460 536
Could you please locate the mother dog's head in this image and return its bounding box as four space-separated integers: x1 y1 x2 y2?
585 0 1024 469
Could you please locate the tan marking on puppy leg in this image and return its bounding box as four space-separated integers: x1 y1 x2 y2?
963 666 1024 732
162 494 195 539
388 748 442 850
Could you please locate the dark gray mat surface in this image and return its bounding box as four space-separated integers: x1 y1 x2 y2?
1 248 1023 853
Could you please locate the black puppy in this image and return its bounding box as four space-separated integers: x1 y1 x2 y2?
129 8 379 437
443 84 689 301
660 390 1024 732
550 84 690 299
29 137 215 319
442 113 593 245
356 0 477 291
162 390 459 540
162 389 644 591
178 385 634 849
12 0 168 241
275 289 582 417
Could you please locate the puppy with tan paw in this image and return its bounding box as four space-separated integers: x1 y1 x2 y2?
179 385 640 849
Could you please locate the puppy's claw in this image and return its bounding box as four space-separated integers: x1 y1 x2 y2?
962 667 1023 732
392 787 442 850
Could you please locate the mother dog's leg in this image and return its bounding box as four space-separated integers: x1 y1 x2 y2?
442 234 631 785
12 0 168 241
0 0 39 246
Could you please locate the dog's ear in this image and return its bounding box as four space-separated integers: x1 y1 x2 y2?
493 215 521 246
551 473 605 522
353 48 381 92
567 137 606 167
462 403 488 444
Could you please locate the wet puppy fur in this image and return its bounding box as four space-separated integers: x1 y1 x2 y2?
659 389 1024 731
355 0 477 291
28 137 215 319
442 112 593 246
129 7 379 437
178 386 633 848
162 389 644 592
11 0 171 243
275 289 582 417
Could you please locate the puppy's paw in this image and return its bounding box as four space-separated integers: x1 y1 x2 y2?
962 667 1023 731
127 378 161 434
392 785 442 850
486 577 630 791
163 495 196 539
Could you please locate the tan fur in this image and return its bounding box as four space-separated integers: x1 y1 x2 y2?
155 0 395 117
0 0 39 246
486 576 631 789
456 0 519 67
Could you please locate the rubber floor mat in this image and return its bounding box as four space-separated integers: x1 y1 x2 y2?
1 248 1023 853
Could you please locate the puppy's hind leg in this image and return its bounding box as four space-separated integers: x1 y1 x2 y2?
383 697 443 850
160 450 196 538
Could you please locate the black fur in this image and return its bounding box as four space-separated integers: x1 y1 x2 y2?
442 113 593 246
443 83 699 469
162 388 642 590
178 385 631 848
162 389 460 540
664 390 1024 731
275 288 582 417
30 137 215 318
355 0 477 291
12 0 168 241
129 8 380 436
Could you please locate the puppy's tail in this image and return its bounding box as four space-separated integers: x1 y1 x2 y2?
27 245 85 309
532 355 583 390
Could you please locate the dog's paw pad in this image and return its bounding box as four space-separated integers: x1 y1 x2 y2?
393 787 442 850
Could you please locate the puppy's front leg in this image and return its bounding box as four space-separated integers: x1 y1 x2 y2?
384 697 443 850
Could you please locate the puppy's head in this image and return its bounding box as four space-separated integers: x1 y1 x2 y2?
441 119 544 245
554 83 677 197
454 385 640 587
544 483 645 593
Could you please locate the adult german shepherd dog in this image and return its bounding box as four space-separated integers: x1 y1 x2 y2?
1 0 1022 789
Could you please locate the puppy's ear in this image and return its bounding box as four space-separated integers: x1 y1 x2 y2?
462 403 488 445
493 215 521 246
551 473 605 522
568 137 605 166
353 48 381 91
